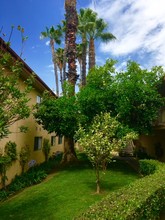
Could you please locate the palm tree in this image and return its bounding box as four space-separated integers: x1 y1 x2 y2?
87 16 116 70
78 8 94 86
41 26 62 96
65 0 78 94
62 0 78 163
56 47 64 93
76 43 83 85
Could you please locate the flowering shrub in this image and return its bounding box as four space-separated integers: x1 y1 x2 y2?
76 112 137 193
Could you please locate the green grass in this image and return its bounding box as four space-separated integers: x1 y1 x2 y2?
0 158 139 220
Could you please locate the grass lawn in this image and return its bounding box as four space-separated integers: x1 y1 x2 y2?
0 157 139 220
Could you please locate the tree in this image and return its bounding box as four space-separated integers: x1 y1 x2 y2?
76 112 137 194
111 61 165 134
65 0 78 95
87 16 116 70
77 8 116 84
0 49 32 140
78 8 92 86
41 26 62 96
77 59 116 127
34 91 78 163
77 59 165 135
56 47 65 93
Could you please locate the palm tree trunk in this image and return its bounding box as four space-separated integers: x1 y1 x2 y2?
62 0 78 163
89 37 95 70
81 35 87 86
65 0 78 95
50 39 59 96
63 41 67 86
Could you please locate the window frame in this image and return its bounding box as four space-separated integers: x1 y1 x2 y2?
34 136 42 151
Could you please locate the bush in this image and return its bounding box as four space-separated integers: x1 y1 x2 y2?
42 138 51 162
75 160 165 220
19 145 30 174
0 156 62 201
139 159 160 176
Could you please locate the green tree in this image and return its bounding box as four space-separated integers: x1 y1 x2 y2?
79 8 116 70
76 112 137 193
77 8 116 85
77 59 165 135
0 50 32 140
34 92 78 163
41 26 62 96
77 59 116 127
111 61 165 134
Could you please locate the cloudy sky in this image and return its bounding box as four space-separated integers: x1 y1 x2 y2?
1 0 165 91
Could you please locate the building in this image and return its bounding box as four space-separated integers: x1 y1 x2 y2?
0 37 63 186
135 80 165 162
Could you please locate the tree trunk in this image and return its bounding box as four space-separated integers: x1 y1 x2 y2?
59 68 63 95
50 39 59 96
61 136 77 163
89 37 95 70
63 41 67 87
62 0 78 162
81 35 87 86
65 0 78 95
95 165 100 194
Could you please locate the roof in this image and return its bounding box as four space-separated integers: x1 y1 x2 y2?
0 37 56 97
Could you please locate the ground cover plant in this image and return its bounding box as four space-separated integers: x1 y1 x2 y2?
0 155 139 220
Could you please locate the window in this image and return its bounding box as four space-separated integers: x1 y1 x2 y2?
51 136 56 146
36 95 42 104
34 137 42 151
58 135 63 145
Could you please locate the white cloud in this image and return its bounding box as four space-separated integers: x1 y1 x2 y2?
93 0 165 67
45 40 50 46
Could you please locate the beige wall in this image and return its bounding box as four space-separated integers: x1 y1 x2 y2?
0 70 64 187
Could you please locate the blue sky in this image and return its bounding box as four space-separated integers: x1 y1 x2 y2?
1 0 165 92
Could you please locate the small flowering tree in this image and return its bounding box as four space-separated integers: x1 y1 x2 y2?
76 112 137 194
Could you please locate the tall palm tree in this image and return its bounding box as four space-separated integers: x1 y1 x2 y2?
62 0 78 163
56 47 64 93
78 8 95 86
65 0 78 94
87 16 116 70
41 26 62 96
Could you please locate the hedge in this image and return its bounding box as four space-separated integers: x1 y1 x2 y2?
75 160 165 220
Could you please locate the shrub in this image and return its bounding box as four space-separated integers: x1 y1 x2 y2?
139 159 160 176
19 145 30 173
75 160 165 220
5 141 17 161
42 138 51 162
0 155 61 201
